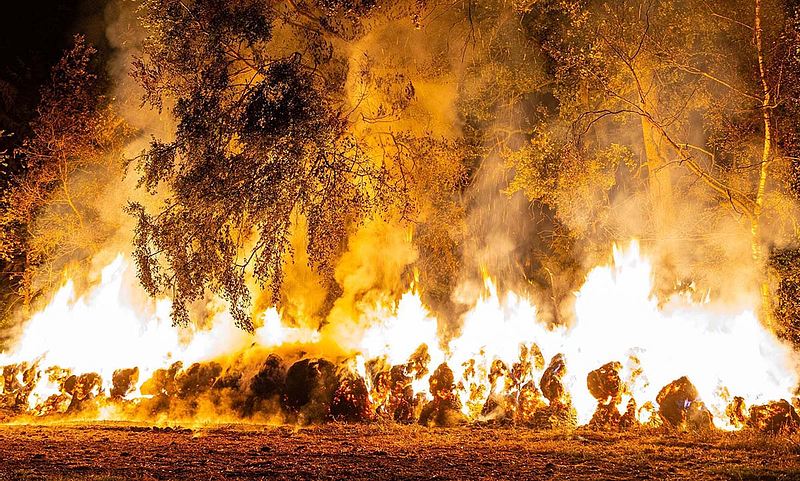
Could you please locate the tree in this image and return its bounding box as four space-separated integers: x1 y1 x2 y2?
0 35 129 306
508 0 800 322
128 0 454 330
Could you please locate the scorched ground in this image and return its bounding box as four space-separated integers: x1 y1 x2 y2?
1 423 800 480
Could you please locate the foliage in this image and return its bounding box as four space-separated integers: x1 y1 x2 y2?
128 0 437 329
0 36 129 302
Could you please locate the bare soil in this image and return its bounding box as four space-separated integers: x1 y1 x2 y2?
0 423 799 480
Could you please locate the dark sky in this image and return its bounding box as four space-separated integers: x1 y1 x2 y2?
0 0 110 138
0 0 111 177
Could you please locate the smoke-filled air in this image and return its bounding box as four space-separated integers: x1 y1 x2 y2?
3 0 800 443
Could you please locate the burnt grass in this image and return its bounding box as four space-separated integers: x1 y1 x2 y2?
1 424 800 480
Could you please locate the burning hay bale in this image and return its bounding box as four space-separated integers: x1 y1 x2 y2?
419 363 466 427
176 362 223 399
32 367 74 415
587 362 623 403
65 372 102 412
540 354 567 405
587 362 625 429
515 381 547 424
241 354 286 416
656 376 713 431
139 362 183 414
283 359 338 424
459 358 488 418
140 362 183 397
480 359 515 423
369 346 432 423
110 368 139 399
387 364 415 422
529 354 576 429
747 400 800 434
725 396 747 429
1 363 39 411
249 355 286 399
331 375 371 422
508 345 547 424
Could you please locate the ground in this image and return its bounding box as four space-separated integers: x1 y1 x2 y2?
0 423 799 480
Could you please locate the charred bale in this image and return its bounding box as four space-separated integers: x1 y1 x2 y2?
748 400 800 434
213 369 243 390
240 354 287 416
540 354 567 405
587 362 623 403
249 354 286 399
481 360 514 423
331 375 371 422
656 376 712 430
726 396 747 429
67 372 103 413
110 368 139 399
282 358 338 424
587 362 626 430
419 363 466 427
389 364 415 422
176 362 223 399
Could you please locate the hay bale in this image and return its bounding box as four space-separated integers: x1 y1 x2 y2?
176 362 222 398
331 376 371 422
515 381 546 424
540 354 567 405
725 396 747 429
748 400 800 434
282 359 338 423
110 368 140 399
67 372 102 412
587 362 622 403
250 354 286 398
389 365 415 423
140 362 183 397
419 363 466 427
656 376 712 430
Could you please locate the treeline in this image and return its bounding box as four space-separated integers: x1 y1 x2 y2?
2 0 800 341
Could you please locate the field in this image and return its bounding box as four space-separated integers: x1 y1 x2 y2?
1 423 799 480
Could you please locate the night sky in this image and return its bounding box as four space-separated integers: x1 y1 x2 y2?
0 1 110 159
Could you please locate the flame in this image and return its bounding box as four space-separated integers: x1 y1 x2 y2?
1 242 797 429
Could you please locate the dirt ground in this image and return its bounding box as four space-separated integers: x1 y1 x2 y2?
0 423 799 480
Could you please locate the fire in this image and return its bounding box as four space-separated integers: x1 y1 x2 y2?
1 242 798 432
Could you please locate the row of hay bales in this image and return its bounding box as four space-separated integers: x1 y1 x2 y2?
2 353 799 434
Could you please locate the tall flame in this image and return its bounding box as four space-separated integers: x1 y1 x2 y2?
1 241 797 429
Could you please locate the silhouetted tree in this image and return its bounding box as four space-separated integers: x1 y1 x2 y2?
0 35 129 305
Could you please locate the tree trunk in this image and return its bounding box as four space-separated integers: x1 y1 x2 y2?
753 0 773 327
641 114 676 237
